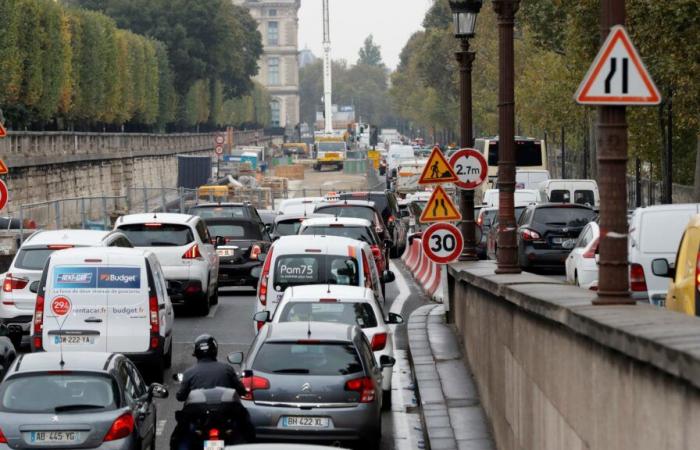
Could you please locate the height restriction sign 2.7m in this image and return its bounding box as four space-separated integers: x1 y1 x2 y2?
449 148 488 190
422 222 464 264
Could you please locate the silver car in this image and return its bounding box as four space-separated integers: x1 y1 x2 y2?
230 322 394 449
0 352 167 449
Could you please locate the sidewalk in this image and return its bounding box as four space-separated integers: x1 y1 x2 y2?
408 304 495 450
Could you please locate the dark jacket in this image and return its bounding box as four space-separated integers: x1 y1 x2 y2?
176 358 247 401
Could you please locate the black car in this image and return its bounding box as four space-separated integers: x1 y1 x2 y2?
206 218 272 288
485 206 527 261
516 204 597 270
338 191 407 257
189 202 264 222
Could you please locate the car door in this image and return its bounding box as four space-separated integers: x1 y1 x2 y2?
668 230 699 314
566 225 591 283
126 360 156 449
106 255 150 353
150 255 174 341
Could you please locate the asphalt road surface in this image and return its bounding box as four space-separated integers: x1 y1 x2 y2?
154 260 427 450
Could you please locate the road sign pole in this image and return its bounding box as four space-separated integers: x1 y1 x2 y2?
594 0 633 305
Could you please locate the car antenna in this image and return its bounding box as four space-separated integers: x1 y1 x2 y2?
327 283 331 294
307 320 312 338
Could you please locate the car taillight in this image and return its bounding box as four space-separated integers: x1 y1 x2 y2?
371 332 387 351
182 244 202 259
476 215 483 226
241 375 270 400
103 413 135 442
149 295 159 334
582 238 599 258
629 263 647 292
33 295 44 335
209 429 220 440
250 244 262 261
521 229 541 241
345 376 376 403
361 250 372 289
0 426 6 444
695 253 700 293
3 273 28 293
258 246 274 306
370 245 382 259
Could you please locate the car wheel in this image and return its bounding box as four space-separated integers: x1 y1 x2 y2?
211 284 219 305
149 359 165 384
360 425 381 450
196 292 210 316
163 341 173 369
382 389 392 410
575 272 580 287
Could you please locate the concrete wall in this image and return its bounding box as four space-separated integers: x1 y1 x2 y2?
448 260 700 450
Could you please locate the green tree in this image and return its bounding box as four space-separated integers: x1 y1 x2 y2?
358 35 383 67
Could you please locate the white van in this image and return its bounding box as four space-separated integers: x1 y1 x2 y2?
254 235 391 318
516 169 550 190
32 247 174 380
386 145 416 175
628 204 700 305
538 179 600 207
482 189 539 207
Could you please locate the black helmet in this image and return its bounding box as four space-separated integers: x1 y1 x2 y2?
193 334 218 360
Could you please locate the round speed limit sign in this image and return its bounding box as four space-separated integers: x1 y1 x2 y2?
422 223 464 264
449 148 488 190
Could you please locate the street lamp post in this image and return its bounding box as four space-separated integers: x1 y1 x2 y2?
449 0 482 262
493 0 521 274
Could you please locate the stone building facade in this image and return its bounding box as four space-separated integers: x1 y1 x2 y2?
234 0 301 129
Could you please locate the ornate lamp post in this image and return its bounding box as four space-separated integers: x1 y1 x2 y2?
449 0 482 261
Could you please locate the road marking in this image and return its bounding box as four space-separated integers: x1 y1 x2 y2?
156 419 167 437
390 263 410 315
207 304 219 318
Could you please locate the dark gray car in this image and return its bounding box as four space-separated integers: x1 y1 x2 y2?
231 322 393 449
0 352 167 449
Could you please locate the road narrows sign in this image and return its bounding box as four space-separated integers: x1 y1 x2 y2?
418 146 459 185
449 148 488 190
575 25 661 105
420 185 462 223
422 222 464 264
0 123 6 138
0 180 7 211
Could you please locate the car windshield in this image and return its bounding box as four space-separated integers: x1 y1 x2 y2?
273 254 360 291
533 207 597 227
15 248 59 270
253 342 363 376
488 140 543 167
278 302 378 328
207 223 261 240
315 206 376 223
0 373 118 413
190 206 246 218
118 224 193 247
275 220 303 236
300 226 375 244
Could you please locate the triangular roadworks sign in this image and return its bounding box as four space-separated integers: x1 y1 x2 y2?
419 186 462 223
0 159 8 175
418 146 459 185
575 25 661 105
0 123 6 138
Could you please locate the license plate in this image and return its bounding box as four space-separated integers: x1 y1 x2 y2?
28 431 80 444
54 335 94 345
552 237 564 244
282 416 330 428
203 440 225 450
217 249 235 257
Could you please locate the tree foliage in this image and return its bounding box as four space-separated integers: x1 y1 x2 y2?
358 35 384 67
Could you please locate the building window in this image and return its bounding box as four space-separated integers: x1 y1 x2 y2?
268 57 280 85
268 9 277 16
267 21 279 46
270 100 280 127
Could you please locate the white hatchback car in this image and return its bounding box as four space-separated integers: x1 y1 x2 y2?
564 222 600 290
0 229 133 347
277 197 323 215
115 213 219 315
253 284 403 405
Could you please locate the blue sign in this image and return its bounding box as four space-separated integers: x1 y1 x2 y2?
54 267 97 288
53 267 140 289
98 267 141 289
223 155 241 162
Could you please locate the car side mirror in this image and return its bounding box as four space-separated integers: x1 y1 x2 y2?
227 352 244 365
214 236 226 247
651 258 674 278
379 355 396 368
382 270 396 284
29 281 39 294
253 311 270 323
561 239 576 250
387 312 403 325
148 383 169 399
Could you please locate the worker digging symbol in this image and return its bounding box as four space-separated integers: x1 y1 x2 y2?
430 160 452 179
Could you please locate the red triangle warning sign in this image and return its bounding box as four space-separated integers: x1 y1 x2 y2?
418 146 458 185
0 160 8 175
0 123 6 138
575 25 661 106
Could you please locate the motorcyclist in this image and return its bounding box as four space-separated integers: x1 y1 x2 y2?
173 334 255 449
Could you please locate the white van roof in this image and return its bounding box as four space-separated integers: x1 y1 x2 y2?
282 284 373 302
48 246 148 264
23 230 110 247
115 213 197 226
301 217 372 228
273 235 369 256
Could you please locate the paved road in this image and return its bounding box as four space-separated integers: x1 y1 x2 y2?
154 260 427 450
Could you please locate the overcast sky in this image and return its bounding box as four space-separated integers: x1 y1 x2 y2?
298 0 433 70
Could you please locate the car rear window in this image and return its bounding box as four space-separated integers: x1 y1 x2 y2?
488 140 543 167
253 342 363 376
340 193 389 220
533 207 597 227
190 206 246 218
117 224 194 247
275 220 303 237
207 223 261 240
315 206 376 223
574 190 595 205
14 248 58 270
0 373 118 413
278 302 378 328
273 255 359 290
300 226 375 244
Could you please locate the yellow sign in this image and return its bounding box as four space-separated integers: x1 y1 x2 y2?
418 146 458 185
419 186 462 223
0 159 7 175
0 123 6 138
367 150 380 169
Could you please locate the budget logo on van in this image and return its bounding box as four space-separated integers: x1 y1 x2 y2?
54 267 97 288
97 267 140 289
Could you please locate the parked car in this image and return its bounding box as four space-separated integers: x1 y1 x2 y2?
253 285 403 406
628 204 700 305
230 321 392 447
189 202 264 222
564 221 600 290
32 247 175 381
516 204 597 270
0 230 133 348
537 179 600 208
270 213 330 241
0 323 16 378
205 217 272 288
115 213 220 315
338 191 407 257
485 206 527 261
0 352 168 449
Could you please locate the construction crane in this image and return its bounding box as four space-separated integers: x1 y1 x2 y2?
322 0 333 133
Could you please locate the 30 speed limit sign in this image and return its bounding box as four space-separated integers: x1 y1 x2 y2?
422 222 464 264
